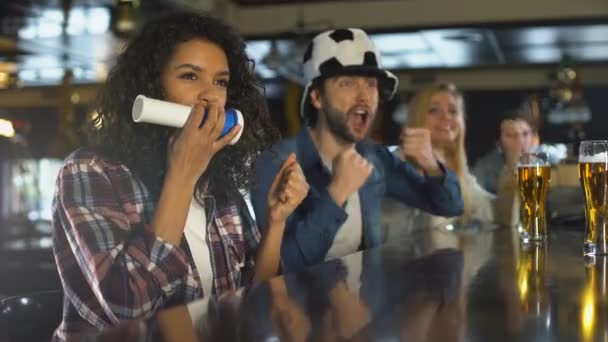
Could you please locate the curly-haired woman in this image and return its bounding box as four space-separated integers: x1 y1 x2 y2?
51 11 308 338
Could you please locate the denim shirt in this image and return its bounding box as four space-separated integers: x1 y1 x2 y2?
251 128 464 272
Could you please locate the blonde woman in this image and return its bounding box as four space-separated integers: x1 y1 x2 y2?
382 83 517 239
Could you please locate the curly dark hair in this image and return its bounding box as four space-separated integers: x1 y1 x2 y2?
88 11 279 207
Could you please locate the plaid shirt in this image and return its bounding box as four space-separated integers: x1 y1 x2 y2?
51 149 260 339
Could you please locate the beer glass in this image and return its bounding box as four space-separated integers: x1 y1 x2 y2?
517 152 551 242
579 140 608 255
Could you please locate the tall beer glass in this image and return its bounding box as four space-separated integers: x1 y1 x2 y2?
517 152 551 242
579 140 608 255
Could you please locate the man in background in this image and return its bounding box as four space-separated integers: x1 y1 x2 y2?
473 110 538 195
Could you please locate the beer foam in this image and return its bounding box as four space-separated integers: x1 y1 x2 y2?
580 152 608 163
518 163 549 168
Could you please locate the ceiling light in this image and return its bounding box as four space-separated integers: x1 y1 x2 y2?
261 40 282 70
70 92 81 104
372 33 428 53
0 62 18 73
442 32 484 43
260 40 303 82
246 41 272 62
405 53 444 67
546 63 591 125
0 72 8 89
0 119 15 138
111 0 138 38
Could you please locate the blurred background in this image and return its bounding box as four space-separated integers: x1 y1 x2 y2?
0 0 606 298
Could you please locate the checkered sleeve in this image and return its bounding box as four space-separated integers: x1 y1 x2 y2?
239 203 261 286
54 155 192 324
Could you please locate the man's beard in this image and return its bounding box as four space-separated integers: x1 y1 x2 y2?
320 98 368 144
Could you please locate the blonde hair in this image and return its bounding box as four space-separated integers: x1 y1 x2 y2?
406 82 472 222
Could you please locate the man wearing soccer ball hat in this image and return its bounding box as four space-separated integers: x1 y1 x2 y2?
252 28 464 271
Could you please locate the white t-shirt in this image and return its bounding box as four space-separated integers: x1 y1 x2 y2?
183 197 214 296
322 158 363 260
326 192 363 260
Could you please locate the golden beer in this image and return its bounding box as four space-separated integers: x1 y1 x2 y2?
579 162 608 254
517 165 551 240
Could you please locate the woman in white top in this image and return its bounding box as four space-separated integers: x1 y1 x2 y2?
383 83 518 239
51 12 309 337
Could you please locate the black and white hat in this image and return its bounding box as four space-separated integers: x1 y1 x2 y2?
301 28 398 122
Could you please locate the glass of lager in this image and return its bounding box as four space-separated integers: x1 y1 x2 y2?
579 140 608 255
517 152 551 242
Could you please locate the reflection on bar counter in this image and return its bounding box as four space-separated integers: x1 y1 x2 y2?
517 242 550 323
580 256 608 342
